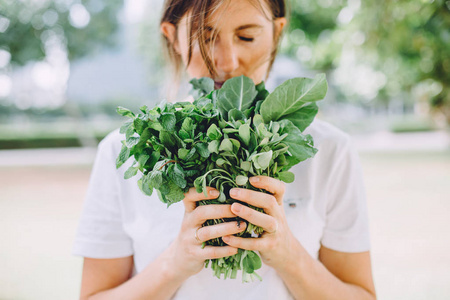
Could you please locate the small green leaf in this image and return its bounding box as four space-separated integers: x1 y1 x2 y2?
116 144 131 169
236 175 248 186
252 150 273 170
207 123 223 140
219 139 233 152
178 148 190 160
240 161 251 171
160 113 176 131
124 165 139 179
238 124 251 146
117 106 135 117
208 140 220 154
119 119 133 134
277 171 295 183
195 142 210 158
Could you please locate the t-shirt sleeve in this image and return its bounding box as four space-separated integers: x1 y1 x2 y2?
320 136 371 253
72 132 134 258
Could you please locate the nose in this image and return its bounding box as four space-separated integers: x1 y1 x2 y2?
214 39 239 75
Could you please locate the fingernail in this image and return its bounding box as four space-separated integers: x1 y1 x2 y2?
230 189 239 197
210 190 219 197
250 177 260 183
232 203 241 212
222 236 230 242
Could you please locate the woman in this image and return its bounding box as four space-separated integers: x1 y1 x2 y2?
73 0 377 299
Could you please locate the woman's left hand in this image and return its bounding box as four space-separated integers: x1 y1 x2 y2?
222 175 299 272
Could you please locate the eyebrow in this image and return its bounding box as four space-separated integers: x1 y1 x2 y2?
204 24 263 32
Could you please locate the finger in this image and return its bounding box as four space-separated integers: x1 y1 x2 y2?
196 221 247 243
221 235 263 251
229 188 280 216
183 187 220 212
191 204 236 225
230 202 278 233
198 245 239 260
249 176 285 205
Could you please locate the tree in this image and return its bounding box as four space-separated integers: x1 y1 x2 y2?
285 0 450 124
0 0 123 66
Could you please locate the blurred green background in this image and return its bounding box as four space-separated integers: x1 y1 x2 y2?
0 0 449 299
0 0 449 149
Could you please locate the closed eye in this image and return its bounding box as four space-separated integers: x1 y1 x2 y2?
239 37 254 42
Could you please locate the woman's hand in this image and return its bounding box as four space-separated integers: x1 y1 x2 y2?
222 176 298 272
164 187 246 281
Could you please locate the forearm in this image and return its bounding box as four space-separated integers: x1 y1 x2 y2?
276 241 376 300
88 252 185 300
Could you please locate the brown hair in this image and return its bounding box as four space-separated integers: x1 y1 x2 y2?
160 0 287 84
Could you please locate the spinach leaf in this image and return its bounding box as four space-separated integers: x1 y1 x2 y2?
216 76 257 119
260 73 327 123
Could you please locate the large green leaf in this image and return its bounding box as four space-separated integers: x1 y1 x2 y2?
216 76 257 119
283 102 319 132
279 119 318 169
260 74 327 123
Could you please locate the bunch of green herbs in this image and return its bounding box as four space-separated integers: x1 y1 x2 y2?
116 74 328 282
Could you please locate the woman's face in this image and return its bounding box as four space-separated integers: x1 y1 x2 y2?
161 0 286 89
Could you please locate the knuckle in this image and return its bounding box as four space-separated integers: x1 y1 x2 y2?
267 197 277 210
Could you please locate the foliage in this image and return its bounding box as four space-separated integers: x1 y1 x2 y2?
116 75 327 282
286 0 450 122
0 0 123 65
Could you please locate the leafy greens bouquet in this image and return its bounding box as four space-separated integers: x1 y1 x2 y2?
116 74 327 282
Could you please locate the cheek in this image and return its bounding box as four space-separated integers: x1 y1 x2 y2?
185 47 210 78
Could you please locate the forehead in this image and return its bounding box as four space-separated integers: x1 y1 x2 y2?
189 0 272 32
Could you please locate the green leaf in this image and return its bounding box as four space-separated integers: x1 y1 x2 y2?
149 170 163 188
207 123 222 140
116 144 131 169
165 180 186 206
169 164 187 189
242 250 262 274
178 148 190 160
216 76 257 119
236 175 248 186
126 136 140 148
219 139 233 152
252 150 273 170
277 171 295 183
124 165 139 179
283 102 319 132
119 119 133 134
190 77 215 96
228 109 246 122
279 119 318 168
160 113 176 131
238 124 251 146
208 140 220 154
241 161 251 171
133 118 146 135
179 129 190 140
195 142 210 158
260 74 327 123
141 173 154 196
181 117 194 132
117 106 135 117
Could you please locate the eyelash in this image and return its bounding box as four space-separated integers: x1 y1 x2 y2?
204 37 254 43
239 37 254 42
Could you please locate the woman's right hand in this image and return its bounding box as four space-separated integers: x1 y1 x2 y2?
163 187 246 281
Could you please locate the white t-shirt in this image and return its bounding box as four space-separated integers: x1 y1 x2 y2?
72 118 370 299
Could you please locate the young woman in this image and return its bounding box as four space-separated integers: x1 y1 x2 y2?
73 0 376 299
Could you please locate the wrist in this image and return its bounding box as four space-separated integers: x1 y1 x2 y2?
274 233 307 275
